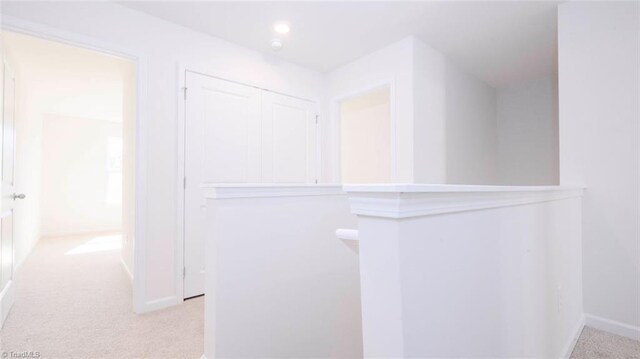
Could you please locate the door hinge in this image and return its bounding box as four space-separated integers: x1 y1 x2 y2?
183 177 187 188
315 179 318 184
183 87 188 100
315 115 319 124
183 267 186 278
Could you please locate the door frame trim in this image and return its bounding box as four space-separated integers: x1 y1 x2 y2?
0 59 17 329
0 279 14 328
1 15 152 313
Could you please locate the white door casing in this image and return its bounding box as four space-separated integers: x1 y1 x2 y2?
183 72 317 298
0 61 17 327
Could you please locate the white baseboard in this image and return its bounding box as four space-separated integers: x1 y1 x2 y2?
120 257 134 282
585 314 640 341
137 295 182 313
0 280 15 329
560 315 585 359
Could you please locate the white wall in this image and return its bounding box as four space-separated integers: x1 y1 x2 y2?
497 75 559 185
204 189 361 358
441 50 497 184
401 200 581 357
346 185 583 358
340 87 391 183
329 36 498 185
1 1 325 311
399 197 582 357
40 115 122 236
412 40 447 183
413 37 498 184
558 1 640 337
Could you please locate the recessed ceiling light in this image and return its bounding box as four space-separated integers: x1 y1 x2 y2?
274 22 290 34
271 38 283 51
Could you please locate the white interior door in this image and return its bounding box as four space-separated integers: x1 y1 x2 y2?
184 72 261 298
261 91 317 183
183 72 318 298
0 62 18 327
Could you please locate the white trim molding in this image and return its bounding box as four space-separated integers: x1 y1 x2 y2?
202 184 344 199
585 314 640 341
343 184 585 219
0 280 15 328
142 296 182 313
561 315 585 359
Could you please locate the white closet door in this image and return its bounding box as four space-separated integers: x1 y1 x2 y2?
261 91 317 183
184 72 261 298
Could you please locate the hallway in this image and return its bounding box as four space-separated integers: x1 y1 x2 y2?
0 233 203 359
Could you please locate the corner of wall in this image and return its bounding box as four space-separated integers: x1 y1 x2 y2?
411 38 447 184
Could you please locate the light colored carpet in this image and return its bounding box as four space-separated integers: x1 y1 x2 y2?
571 326 640 359
0 233 204 359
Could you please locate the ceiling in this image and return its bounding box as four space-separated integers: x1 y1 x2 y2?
4 31 133 122
118 1 561 88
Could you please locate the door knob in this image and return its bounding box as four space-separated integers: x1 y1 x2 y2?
13 193 25 200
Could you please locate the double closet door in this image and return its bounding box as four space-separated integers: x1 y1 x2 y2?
184 72 317 298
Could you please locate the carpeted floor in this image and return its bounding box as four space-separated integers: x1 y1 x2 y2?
0 233 204 359
2 233 639 359
571 326 640 359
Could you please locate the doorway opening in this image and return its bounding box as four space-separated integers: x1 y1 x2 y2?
339 86 392 184
0 30 137 327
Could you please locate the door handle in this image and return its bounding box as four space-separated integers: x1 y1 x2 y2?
13 193 25 200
